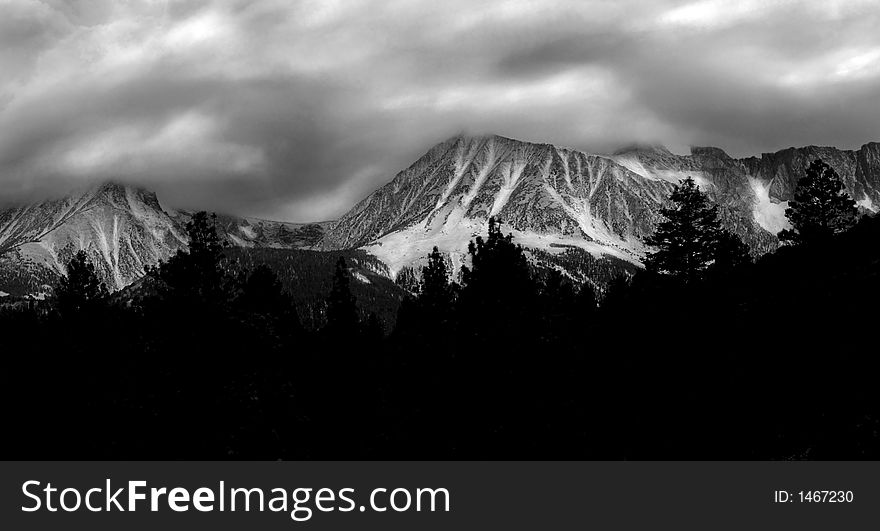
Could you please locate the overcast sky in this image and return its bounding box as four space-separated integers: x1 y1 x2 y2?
2 0 880 220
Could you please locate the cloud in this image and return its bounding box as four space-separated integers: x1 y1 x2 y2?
1 0 880 219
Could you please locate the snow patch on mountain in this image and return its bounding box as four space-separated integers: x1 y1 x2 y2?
857 193 877 212
607 154 712 189
366 209 481 276
606 153 652 180
367 209 638 277
490 160 527 217
238 225 257 239
749 177 790 234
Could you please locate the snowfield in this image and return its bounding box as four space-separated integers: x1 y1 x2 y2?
749 177 790 234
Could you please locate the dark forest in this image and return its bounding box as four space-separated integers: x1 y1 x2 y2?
2 159 878 460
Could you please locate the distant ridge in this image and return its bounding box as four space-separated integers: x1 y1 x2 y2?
0 182 331 295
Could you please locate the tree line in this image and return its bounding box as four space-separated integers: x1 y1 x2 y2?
2 158 878 459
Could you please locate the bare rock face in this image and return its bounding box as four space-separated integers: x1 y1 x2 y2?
324 134 880 278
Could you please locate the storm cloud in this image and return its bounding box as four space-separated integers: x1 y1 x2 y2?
2 0 880 220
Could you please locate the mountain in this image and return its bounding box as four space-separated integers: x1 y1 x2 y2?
0 182 329 296
3 135 879 298
324 134 880 278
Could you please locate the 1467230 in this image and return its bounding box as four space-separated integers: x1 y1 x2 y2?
774 490 854 503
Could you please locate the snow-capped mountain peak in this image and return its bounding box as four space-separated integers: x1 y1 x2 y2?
324 134 880 278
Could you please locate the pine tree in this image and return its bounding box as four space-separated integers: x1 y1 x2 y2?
239 264 292 317
149 211 227 303
778 159 858 246
599 274 631 313
325 257 359 334
645 177 722 282
712 230 751 273
394 266 420 293
420 247 454 313
540 269 579 341
460 217 531 292
362 312 384 342
458 217 537 335
186 211 224 278
54 250 108 315
574 282 598 318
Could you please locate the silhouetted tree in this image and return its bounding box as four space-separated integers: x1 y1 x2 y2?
148 211 228 305
54 250 108 316
461 218 531 290
394 266 420 293
778 159 858 245
599 274 631 313
188 211 223 258
325 257 359 334
539 269 578 341
452 218 543 453
458 217 536 334
419 247 455 320
362 312 384 342
712 230 751 273
645 177 722 282
542 267 575 301
238 264 291 316
235 263 303 343
574 282 598 318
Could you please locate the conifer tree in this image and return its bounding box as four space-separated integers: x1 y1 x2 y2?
460 217 531 292
239 264 292 317
362 312 384 342
458 217 536 334
394 266 420 293
187 211 223 260
712 230 751 273
236 263 303 347
599 275 631 313
149 211 227 303
325 257 359 334
574 282 598 318
778 159 858 245
542 268 571 301
645 177 722 282
54 250 108 315
420 247 454 314
540 269 579 340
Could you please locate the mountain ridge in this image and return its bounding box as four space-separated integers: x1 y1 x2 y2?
0 181 330 296
2 134 879 296
323 133 880 277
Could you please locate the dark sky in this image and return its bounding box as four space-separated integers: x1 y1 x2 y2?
2 0 880 221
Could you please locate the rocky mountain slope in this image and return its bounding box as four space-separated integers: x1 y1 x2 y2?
2 135 878 297
0 182 329 296
324 134 880 277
